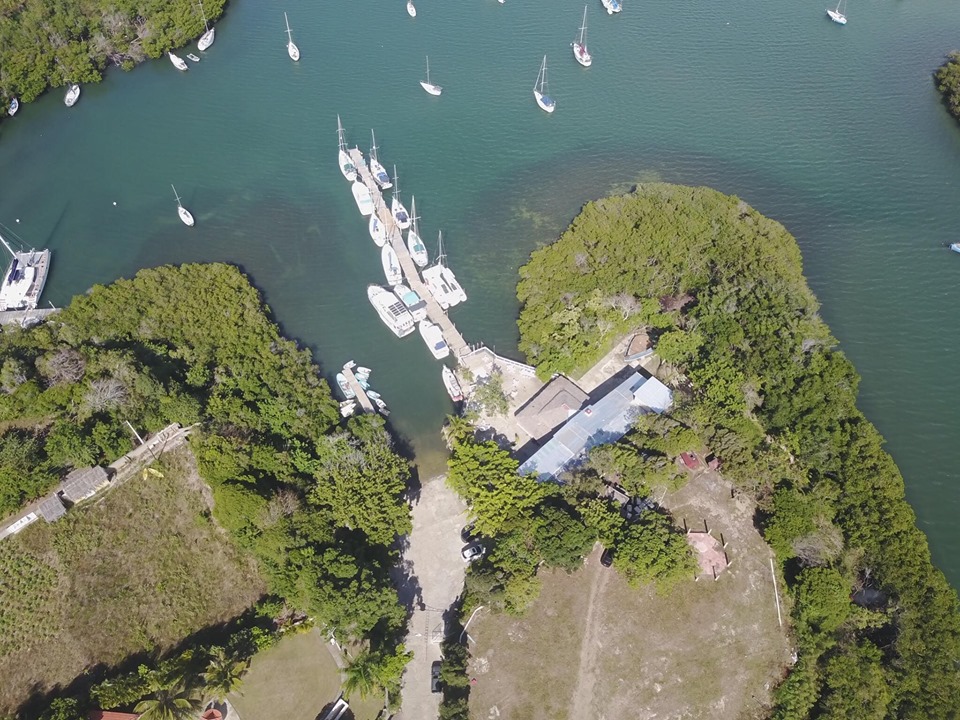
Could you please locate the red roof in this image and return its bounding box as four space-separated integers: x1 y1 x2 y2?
201 711 223 720
679 452 701 470
88 712 140 720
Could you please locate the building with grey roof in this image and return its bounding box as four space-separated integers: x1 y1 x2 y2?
61 466 111 504
514 375 589 442
38 494 67 522
518 371 672 482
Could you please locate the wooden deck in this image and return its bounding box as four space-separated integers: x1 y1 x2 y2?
0 307 56 327
348 148 469 361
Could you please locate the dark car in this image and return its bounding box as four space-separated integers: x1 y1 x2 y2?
431 660 443 693
460 521 476 543
600 547 614 567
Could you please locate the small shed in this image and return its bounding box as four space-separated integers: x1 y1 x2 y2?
679 452 702 471
37 494 67 523
61 466 111 503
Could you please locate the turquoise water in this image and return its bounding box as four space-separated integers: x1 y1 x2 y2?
2 0 960 582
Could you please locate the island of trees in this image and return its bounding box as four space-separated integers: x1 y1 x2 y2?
935 51 960 124
0 263 412 717
512 183 960 719
0 0 226 108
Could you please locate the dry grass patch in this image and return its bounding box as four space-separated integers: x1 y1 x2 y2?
468 471 792 720
0 448 265 713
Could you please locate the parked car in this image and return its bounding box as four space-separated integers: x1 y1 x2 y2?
460 521 476 543
600 547 614 567
431 660 442 693
461 542 485 563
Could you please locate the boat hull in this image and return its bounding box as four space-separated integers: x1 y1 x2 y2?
534 90 555 113
381 245 403 286
198 27 215 51
64 85 80 107
442 367 464 402
288 42 300 61
408 231 429 267
352 181 375 216
178 206 195 227
8 99 18 116
826 9 847 23
420 82 443 96
368 285 415 337
339 149 357 181
573 43 592 67
419 321 450 360
369 215 387 247
391 199 411 229
370 157 393 189
407 1 417 16
950 243 960 254
169 52 189 71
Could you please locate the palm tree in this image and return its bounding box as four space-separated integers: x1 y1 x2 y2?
134 685 202 720
342 650 381 700
202 646 248 702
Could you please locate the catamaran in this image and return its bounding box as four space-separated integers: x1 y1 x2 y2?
369 214 388 247
826 0 847 24
285 12 300 61
533 55 555 113
420 56 442 96
601 0 621 14
172 185 195 227
337 115 357 181
419 320 450 360
369 130 393 189
573 6 592 67
422 231 466 308
0 228 51 312
407 196 429 267
197 1 216 50
407 1 417 17
442 366 464 402
368 285 415 337
381 244 403 286
64 84 80 107
169 52 189 71
391 166 411 229
8 98 18 116
393 284 427 321
352 181 375 216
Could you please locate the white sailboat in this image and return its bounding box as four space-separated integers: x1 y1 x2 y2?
0 229 51 312
420 56 442 96
172 185 195 227
369 130 393 189
601 0 621 14
369 214 388 247
352 181 375 216
64 83 80 107
391 166 411 229
442 366 464 402
285 12 300 61
407 196 429 267
169 52 189 71
368 285 415 337
419 320 450 360
407 0 417 17
381 244 403 286
826 0 847 24
337 115 357 181
573 6 592 67
197 1 216 50
533 55 555 113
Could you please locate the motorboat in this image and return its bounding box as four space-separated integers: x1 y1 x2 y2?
352 181 375 216
169 52 189 71
601 0 621 14
420 56 442 96
367 390 382 400
64 84 80 107
172 185 195 227
533 55 555 113
367 285 415 337
442 366 464 402
407 1 417 17
573 6 592 67
373 396 389 415
337 115 357 181
369 130 393 189
197 1 216 50
419 320 450 359
391 166 411 229
336 372 356 399
8 98 18 116
369 214 387 247
826 0 847 24
187 53 201 62
950 242 960 254
285 12 300 61
381 244 403 286
357 366 373 375
393 283 428 321
407 196 429 267
340 400 357 417
0 230 51 312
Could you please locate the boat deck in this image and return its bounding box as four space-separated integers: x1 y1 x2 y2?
342 361 375 414
348 148 469 361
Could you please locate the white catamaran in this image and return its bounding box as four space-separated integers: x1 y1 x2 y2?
172 185 195 227
422 231 466 309
533 55 555 113
573 6 592 67
197 1 216 50
826 0 847 24
369 130 393 189
285 12 300 61
0 228 51 312
407 196 429 267
337 115 357 181
391 166 411 229
420 56 442 96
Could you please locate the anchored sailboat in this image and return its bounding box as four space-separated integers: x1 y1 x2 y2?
573 6 592 67
407 196 429 267
533 55 555 113
407 1 417 17
197 1 216 50
172 185 195 227
369 130 393 189
285 12 300 61
420 56 442 96
826 0 847 24
337 115 357 181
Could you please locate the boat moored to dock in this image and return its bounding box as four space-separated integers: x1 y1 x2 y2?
0 229 51 312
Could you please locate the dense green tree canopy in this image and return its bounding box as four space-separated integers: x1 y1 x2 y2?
935 51 960 125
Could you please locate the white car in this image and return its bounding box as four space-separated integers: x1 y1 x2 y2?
461 542 485 563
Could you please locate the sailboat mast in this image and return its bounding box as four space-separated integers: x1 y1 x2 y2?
426 56 430 84
0 230 17 260
198 0 209 29
171 184 181 206
580 6 588 45
285 12 292 38
371 130 378 162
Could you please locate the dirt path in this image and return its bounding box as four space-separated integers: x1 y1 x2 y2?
568 550 609 720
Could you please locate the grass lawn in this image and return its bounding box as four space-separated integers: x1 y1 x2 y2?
230 629 381 720
0 449 265 714
467 471 792 720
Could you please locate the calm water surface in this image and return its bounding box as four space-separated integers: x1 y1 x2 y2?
2 0 960 582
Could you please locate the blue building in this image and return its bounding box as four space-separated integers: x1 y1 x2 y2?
518 371 672 482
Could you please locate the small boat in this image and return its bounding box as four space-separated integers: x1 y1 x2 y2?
64 84 80 107
369 130 393 189
573 6 592 67
172 185 195 227
419 320 450 360
949 242 960 254
368 285 416 337
340 400 357 417
393 284 428 321
197 1 216 50
420 56 442 96
407 197 429 267
357 366 373 375
407 0 417 17
391 166 411 229
382 244 403 286
169 52 189 71
826 0 847 24
8 98 18 116
285 12 300 61
337 115 357 181
534 55 555 113
357 375 370 390
336 373 356 399
369 214 387 247
373 396 389 415
366 390 382 400
352 181 375 216
442 366 464 402
601 0 621 14
0 230 51 312
186 53 201 62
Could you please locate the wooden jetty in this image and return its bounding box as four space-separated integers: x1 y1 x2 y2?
0 307 57 327
342 361 375 414
348 148 469 361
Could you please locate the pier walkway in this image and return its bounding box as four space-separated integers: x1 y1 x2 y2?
0 307 57 327
348 148 469 360
342 361 375 414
